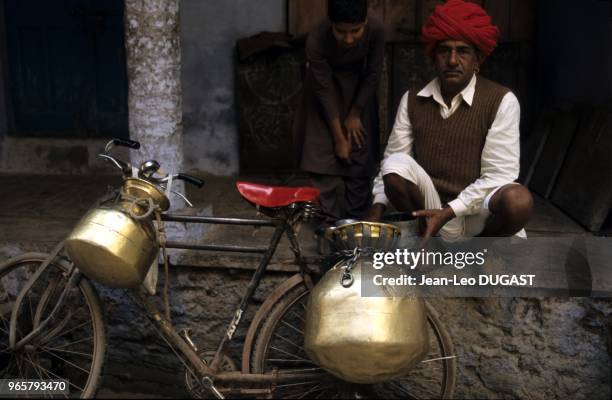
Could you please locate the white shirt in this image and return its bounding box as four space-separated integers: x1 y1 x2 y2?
372 75 521 217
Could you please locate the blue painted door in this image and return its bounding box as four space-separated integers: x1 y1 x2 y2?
5 0 128 137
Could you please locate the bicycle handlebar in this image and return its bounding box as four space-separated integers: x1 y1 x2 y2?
112 138 141 149
98 154 131 175
98 138 205 208
177 173 205 188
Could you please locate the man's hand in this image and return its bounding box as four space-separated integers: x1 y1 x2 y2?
344 114 366 149
366 203 386 222
412 206 456 244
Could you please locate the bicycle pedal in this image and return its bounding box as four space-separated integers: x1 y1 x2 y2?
201 377 224 400
184 350 237 398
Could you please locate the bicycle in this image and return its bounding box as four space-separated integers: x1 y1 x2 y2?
0 138 457 398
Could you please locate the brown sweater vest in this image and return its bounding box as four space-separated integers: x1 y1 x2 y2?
408 77 510 203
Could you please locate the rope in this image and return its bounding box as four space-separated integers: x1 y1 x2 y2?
118 188 172 323
155 210 172 323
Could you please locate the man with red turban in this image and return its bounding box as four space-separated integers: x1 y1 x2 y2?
368 0 533 241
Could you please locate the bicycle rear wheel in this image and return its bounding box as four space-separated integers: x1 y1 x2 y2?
0 253 106 398
250 281 456 399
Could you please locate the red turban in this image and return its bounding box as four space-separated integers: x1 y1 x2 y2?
421 0 500 62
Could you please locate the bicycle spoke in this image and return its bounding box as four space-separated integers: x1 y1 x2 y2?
24 354 57 399
314 389 331 399
40 345 93 359
290 382 322 399
37 313 72 347
268 359 316 364
290 310 305 324
30 357 69 400
15 355 25 378
23 354 43 378
386 382 418 399
420 355 456 363
275 380 320 389
273 332 305 351
296 384 336 399
42 320 91 345
400 373 441 382
0 303 23 339
396 384 439 399
269 346 313 363
24 354 46 388
46 335 93 350
23 356 85 392
40 348 91 374
280 319 304 335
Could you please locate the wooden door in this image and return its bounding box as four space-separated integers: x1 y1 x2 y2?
5 0 128 137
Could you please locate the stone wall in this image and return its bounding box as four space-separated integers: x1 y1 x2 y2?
96 266 612 398
180 0 286 176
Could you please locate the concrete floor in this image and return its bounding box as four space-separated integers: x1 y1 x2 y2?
0 173 592 398
0 173 588 256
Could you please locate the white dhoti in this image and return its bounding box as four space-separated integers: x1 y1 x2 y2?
380 153 526 242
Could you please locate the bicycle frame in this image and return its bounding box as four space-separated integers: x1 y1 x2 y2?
6 201 321 397
140 208 319 394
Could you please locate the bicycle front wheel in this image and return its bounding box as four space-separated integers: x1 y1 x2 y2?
0 253 106 398
250 281 457 399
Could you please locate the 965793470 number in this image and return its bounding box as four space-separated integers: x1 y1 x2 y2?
0 379 69 396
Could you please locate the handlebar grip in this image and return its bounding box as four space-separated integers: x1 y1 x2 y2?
177 173 205 188
113 138 141 149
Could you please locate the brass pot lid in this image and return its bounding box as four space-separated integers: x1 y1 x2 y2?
326 221 401 251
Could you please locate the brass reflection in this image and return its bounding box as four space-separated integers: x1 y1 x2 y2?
65 206 158 288
304 258 429 384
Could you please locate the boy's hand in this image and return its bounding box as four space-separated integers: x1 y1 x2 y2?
344 114 366 149
334 134 352 163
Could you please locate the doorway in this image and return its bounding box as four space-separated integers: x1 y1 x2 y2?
4 0 128 137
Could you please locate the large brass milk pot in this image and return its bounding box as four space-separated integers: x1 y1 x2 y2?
64 178 169 288
304 222 429 383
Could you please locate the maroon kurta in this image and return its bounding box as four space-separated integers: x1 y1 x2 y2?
293 17 384 177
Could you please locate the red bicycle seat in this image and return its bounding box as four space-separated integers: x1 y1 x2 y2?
236 181 320 208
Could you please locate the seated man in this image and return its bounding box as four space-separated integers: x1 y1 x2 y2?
368 0 533 241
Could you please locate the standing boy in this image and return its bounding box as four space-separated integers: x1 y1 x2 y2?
293 0 385 224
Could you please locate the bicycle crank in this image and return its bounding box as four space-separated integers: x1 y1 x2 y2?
184 350 237 399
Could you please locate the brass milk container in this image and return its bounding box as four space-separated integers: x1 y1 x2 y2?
305 221 429 383
64 178 169 288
